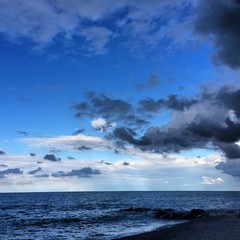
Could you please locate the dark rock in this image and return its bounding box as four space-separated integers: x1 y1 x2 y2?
154 208 209 220
121 207 209 220
122 207 134 212
189 209 209 219
121 207 150 213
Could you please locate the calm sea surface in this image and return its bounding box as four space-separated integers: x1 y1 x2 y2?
0 191 240 240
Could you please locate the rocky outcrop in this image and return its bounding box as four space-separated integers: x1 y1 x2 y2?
153 208 209 220
121 207 151 212
120 208 209 220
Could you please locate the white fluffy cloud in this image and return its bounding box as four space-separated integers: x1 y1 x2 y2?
91 118 116 132
91 118 107 129
201 176 224 185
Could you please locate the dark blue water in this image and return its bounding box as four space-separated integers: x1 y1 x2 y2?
0 191 240 240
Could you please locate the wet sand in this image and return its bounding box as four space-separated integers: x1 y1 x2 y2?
115 214 240 240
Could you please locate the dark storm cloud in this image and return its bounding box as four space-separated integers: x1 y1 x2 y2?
44 154 61 161
188 117 240 143
52 167 101 178
73 87 240 180
135 74 159 90
166 95 198 111
73 93 148 126
112 87 240 168
138 95 198 113
216 87 240 117
142 126 206 153
0 168 23 178
138 98 164 113
217 143 240 159
90 94 132 118
194 0 240 69
30 153 36 157
123 161 130 166
141 115 240 156
113 127 151 147
216 159 240 177
73 92 199 130
0 150 6 155
73 94 132 118
28 167 42 175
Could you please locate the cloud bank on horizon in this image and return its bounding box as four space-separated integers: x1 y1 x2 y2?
0 0 240 191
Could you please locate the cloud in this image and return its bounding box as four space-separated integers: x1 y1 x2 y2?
35 174 49 178
113 127 151 147
75 146 92 151
17 131 28 136
72 129 84 136
111 86 240 171
73 93 148 127
20 134 112 151
123 161 130 166
28 167 42 175
0 168 23 178
0 164 8 167
91 117 115 132
194 0 240 69
44 154 61 161
90 94 132 118
0 151 229 191
52 167 101 178
216 143 240 159
74 92 198 128
135 74 160 90
0 150 5 155
99 160 112 165
79 26 112 54
201 176 224 185
216 159 240 177
138 95 198 113
91 117 107 131
0 0 194 55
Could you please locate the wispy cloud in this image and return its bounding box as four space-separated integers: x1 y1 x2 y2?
0 0 195 55
135 74 160 91
19 134 113 151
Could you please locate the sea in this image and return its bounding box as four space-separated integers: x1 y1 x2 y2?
0 191 240 240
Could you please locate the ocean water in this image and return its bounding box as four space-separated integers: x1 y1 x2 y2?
0 191 240 240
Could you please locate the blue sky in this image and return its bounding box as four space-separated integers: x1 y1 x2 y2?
1 0 240 192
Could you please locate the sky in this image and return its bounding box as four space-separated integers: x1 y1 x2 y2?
1 0 240 192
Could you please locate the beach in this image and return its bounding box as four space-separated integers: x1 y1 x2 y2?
115 212 240 240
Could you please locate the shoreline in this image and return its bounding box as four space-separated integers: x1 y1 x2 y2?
114 211 240 240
